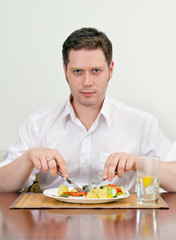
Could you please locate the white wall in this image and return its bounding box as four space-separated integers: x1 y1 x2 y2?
0 0 176 161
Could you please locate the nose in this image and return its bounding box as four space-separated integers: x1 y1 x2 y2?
83 72 93 86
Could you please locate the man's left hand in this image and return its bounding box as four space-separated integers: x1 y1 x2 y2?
103 152 137 181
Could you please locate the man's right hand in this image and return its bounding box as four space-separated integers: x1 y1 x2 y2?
25 148 68 178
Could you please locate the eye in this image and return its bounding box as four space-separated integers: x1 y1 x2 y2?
93 69 101 73
74 70 82 74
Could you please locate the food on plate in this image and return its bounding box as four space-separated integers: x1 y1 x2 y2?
87 184 125 199
58 184 86 197
87 188 109 198
58 185 69 195
60 191 87 197
57 184 126 199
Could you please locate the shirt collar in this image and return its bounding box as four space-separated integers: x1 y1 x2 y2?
62 95 74 126
99 95 111 128
63 94 111 128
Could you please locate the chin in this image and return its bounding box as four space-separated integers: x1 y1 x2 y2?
81 99 101 107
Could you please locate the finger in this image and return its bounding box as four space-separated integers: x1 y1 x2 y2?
104 153 120 181
125 157 133 172
48 159 57 176
125 155 137 172
103 154 114 179
107 156 120 181
40 154 49 173
52 151 68 178
32 156 42 170
117 157 127 178
27 149 42 170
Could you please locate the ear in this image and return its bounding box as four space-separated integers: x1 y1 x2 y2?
109 60 114 80
63 63 67 77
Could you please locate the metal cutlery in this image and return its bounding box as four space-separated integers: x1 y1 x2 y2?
84 170 117 193
84 179 106 193
57 171 83 192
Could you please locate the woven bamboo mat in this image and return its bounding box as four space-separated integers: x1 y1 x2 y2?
10 193 169 209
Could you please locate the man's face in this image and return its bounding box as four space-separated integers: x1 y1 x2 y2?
63 48 114 109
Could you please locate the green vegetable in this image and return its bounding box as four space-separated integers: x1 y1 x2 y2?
100 185 108 189
59 193 70 198
108 188 117 198
82 185 88 190
120 185 126 195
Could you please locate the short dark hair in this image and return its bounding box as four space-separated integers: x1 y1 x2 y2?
62 27 113 68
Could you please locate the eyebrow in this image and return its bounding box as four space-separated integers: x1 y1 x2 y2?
70 67 82 71
70 66 104 71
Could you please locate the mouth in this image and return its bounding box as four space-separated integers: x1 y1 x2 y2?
81 91 95 97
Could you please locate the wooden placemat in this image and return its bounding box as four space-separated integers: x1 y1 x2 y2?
10 193 169 209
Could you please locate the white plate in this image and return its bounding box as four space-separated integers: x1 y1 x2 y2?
43 187 130 204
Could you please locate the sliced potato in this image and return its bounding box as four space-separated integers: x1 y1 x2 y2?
70 188 78 192
98 188 108 198
91 188 101 197
91 188 108 198
58 185 69 195
86 192 97 198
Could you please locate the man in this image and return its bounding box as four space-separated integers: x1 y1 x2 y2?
0 27 176 192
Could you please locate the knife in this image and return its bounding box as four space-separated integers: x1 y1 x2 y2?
57 171 83 192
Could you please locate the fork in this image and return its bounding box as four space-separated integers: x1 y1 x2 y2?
84 179 106 193
57 171 83 192
84 170 117 193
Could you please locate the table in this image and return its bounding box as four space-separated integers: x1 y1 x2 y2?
0 192 176 240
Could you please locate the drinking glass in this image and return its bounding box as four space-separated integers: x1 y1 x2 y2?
137 156 160 205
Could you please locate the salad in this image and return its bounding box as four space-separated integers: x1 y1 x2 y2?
57 184 126 199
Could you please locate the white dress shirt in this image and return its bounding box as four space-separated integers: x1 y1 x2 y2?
1 96 176 192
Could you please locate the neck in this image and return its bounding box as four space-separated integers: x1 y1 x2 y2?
71 99 104 130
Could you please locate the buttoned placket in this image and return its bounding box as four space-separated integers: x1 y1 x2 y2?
79 115 101 182
80 131 91 181
67 97 109 183
68 108 93 182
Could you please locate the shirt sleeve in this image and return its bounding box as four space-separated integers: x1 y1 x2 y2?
141 115 176 162
1 118 40 189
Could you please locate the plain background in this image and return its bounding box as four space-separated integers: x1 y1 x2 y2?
0 0 176 162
